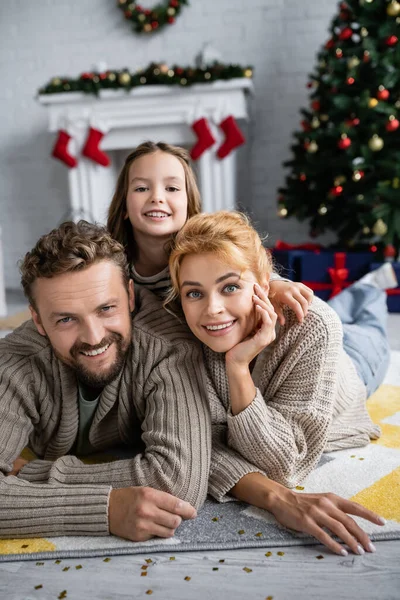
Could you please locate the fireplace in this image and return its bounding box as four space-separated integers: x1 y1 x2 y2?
39 79 253 224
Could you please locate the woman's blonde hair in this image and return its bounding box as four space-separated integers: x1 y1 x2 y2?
107 141 201 264
167 211 273 306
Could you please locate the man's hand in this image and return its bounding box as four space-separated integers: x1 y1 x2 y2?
7 456 28 476
108 487 197 542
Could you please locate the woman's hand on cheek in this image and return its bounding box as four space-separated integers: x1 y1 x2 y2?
225 283 277 369
269 280 314 325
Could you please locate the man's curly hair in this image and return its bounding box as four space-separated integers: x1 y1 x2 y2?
20 220 130 308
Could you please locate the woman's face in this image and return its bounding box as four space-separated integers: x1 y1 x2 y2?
179 253 260 353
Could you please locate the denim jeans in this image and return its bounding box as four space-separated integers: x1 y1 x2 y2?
327 282 390 397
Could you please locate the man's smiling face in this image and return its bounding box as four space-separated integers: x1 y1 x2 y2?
30 260 134 389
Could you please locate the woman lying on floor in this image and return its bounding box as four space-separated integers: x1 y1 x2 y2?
166 210 398 556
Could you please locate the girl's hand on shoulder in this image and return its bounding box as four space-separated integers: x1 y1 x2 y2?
269 488 383 556
225 283 277 369
269 280 313 326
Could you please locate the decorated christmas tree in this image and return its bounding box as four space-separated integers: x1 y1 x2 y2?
278 0 400 258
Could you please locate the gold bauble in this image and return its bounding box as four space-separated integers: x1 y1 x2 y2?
362 226 371 235
387 1 400 16
143 23 152 32
160 63 169 74
320 114 329 122
348 56 360 69
139 76 147 84
361 27 369 37
51 77 61 86
138 13 146 22
395 100 400 108
368 134 384 151
244 68 253 78
356 194 365 202
307 141 319 153
368 98 379 108
318 204 328 215
204 72 211 80
352 170 362 181
118 72 131 85
393 177 400 188
180 77 187 85
311 117 320 128
372 219 388 236
107 72 116 81
167 7 176 15
278 207 288 218
334 175 346 186
168 69 175 77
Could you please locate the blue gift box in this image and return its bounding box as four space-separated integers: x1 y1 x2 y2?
370 262 400 313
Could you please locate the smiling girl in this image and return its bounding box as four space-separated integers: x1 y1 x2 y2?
166 210 397 556
107 141 313 321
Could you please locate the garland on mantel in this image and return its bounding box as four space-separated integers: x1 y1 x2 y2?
38 62 253 96
118 0 188 34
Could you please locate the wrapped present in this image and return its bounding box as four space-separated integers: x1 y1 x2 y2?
300 251 373 301
370 262 400 313
271 241 324 281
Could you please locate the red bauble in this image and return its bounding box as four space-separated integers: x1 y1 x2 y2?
81 72 94 80
168 16 175 23
384 244 396 259
377 88 390 101
124 9 132 18
338 137 351 149
311 100 321 111
301 120 311 131
347 77 355 85
299 173 307 181
339 27 353 40
99 72 108 80
386 35 399 46
330 185 344 196
151 20 159 29
370 245 378 253
170 0 179 6
345 117 360 127
325 38 335 49
386 118 400 131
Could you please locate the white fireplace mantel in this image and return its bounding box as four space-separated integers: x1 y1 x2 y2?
38 79 253 224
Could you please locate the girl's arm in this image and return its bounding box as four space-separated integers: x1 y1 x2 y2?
231 472 384 556
269 277 313 325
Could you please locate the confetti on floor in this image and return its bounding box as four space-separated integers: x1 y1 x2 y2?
103 557 111 562
277 551 285 556
265 552 272 557
75 565 82 570
34 584 43 590
58 591 67 599
316 555 324 560
145 559 152 564
62 567 70 572
141 572 148 577
212 567 219 571
184 576 191 581
219 559 225 563
238 530 245 535
145 591 153 595
243 567 253 573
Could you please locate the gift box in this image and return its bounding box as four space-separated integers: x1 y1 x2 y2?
271 241 324 281
370 262 400 313
300 251 374 301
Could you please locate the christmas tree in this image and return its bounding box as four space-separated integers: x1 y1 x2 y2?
278 0 400 258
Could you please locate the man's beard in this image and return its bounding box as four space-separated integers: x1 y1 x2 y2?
59 330 131 389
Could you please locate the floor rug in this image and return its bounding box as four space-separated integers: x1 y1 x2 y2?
1 352 399 562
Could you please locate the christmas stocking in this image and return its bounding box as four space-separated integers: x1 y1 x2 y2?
52 130 78 168
82 126 110 167
216 115 246 159
190 117 216 160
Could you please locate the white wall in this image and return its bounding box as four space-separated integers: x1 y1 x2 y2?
0 0 336 288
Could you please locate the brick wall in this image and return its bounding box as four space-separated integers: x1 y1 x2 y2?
0 0 336 288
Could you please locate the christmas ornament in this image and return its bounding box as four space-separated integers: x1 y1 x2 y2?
347 77 355 85
372 219 388 236
377 86 390 101
301 120 312 131
362 226 370 235
118 72 132 85
82 126 110 167
338 134 351 149
347 56 360 68
325 38 335 49
311 117 320 128
318 204 328 215
352 170 364 181
334 175 347 185
306 141 319 153
216 115 246 159
386 116 400 131
311 100 321 111
299 173 307 181
368 134 384 151
339 27 353 40
368 98 379 108
118 0 188 34
278 207 288 218
387 1 400 16
189 118 216 160
320 114 329 122
386 35 399 46
370 245 378 253
336 48 343 58
52 130 77 168
360 27 369 37
363 50 371 62
384 244 396 260
345 116 360 126
329 185 344 196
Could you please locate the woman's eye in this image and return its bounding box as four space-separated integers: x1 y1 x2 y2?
187 290 202 299
223 284 240 294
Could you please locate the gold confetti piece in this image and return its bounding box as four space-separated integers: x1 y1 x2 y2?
316 555 324 560
169 556 175 561
265 552 272 557
184 576 191 581
243 567 253 573
141 565 148 570
219 559 225 563
55 560 62 564
277 551 285 556
21 544 29 548
103 557 111 562
238 530 245 535
295 486 304 490
212 567 219 571
212 517 219 522
350 455 356 458
145 559 153 564
359 458 365 461
58 592 67 600
146 591 153 595
36 562 44 566
255 532 263 538
141 572 148 577
34 585 43 590
75 565 82 570
266 596 274 600
62 567 70 572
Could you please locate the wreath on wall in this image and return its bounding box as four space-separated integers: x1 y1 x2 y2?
118 0 189 33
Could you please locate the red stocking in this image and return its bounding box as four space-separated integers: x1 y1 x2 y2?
52 130 77 168
216 115 246 159
190 117 216 160
82 127 110 167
